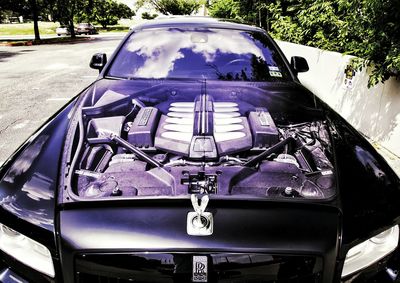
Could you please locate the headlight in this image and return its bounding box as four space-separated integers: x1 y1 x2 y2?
342 225 399 278
0 223 55 278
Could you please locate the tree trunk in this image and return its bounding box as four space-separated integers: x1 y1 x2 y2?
69 19 76 38
31 0 40 41
69 3 76 38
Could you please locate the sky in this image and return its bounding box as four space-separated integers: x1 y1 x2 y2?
117 0 135 9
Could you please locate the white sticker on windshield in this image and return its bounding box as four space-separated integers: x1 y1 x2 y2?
269 71 282 77
268 66 280 71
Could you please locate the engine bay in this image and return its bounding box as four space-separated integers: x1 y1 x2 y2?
68 85 335 201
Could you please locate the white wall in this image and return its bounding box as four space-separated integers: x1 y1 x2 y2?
277 41 400 157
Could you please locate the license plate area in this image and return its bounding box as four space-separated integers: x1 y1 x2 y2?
75 253 322 283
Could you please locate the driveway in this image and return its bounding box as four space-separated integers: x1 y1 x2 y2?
0 33 125 165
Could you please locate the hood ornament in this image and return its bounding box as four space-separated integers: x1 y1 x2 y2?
187 194 213 236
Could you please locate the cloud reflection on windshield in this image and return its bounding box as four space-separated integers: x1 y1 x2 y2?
126 29 265 78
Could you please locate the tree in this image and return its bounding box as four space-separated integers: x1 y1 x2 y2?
264 0 346 51
209 0 266 27
30 0 40 40
141 12 158 20
208 0 240 19
93 0 134 28
72 0 134 29
50 0 85 38
264 0 400 86
341 0 400 86
74 0 95 23
0 0 49 40
209 0 400 87
136 0 200 15
0 0 20 23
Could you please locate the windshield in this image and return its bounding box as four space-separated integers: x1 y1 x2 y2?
108 27 292 82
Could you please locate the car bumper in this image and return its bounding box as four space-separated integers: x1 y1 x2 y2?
0 203 398 282
55 202 340 282
1 249 400 283
76 29 94 34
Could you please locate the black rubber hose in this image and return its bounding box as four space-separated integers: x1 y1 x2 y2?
244 136 295 167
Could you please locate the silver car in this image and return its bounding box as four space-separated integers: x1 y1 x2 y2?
55 26 71 36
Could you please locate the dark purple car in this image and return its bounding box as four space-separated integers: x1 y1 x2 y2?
1 17 400 283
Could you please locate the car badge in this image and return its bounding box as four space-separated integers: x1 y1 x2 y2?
192 255 208 282
187 194 213 236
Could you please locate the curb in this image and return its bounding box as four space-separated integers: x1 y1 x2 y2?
0 37 95 47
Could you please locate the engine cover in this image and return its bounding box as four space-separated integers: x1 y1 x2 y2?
154 95 252 159
127 107 160 148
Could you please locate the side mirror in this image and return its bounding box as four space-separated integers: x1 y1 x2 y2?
90 53 107 72
290 56 309 73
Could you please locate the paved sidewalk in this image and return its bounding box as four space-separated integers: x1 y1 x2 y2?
0 34 124 166
0 34 57 40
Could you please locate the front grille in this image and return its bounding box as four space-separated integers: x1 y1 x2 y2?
75 253 322 283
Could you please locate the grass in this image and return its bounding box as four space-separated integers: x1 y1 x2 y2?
0 22 59 35
97 25 130 33
0 18 146 36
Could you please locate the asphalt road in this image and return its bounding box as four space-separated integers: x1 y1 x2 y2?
0 33 125 165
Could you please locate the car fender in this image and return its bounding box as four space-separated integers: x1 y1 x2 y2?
327 108 400 252
0 96 78 252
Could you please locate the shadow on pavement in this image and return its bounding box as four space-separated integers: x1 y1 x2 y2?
48 36 125 45
0 51 20 62
0 49 36 62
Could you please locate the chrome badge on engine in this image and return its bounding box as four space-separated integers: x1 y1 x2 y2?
187 194 213 236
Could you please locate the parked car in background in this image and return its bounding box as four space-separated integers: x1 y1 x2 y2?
1 17 400 283
76 23 97 35
55 26 72 36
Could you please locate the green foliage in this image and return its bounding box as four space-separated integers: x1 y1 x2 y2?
92 0 134 28
51 0 134 32
208 0 240 19
341 0 400 87
0 0 54 39
0 0 44 20
210 0 400 87
0 10 14 23
0 0 23 22
74 0 134 28
141 12 158 20
136 0 200 15
50 0 83 36
209 0 265 26
266 0 347 51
